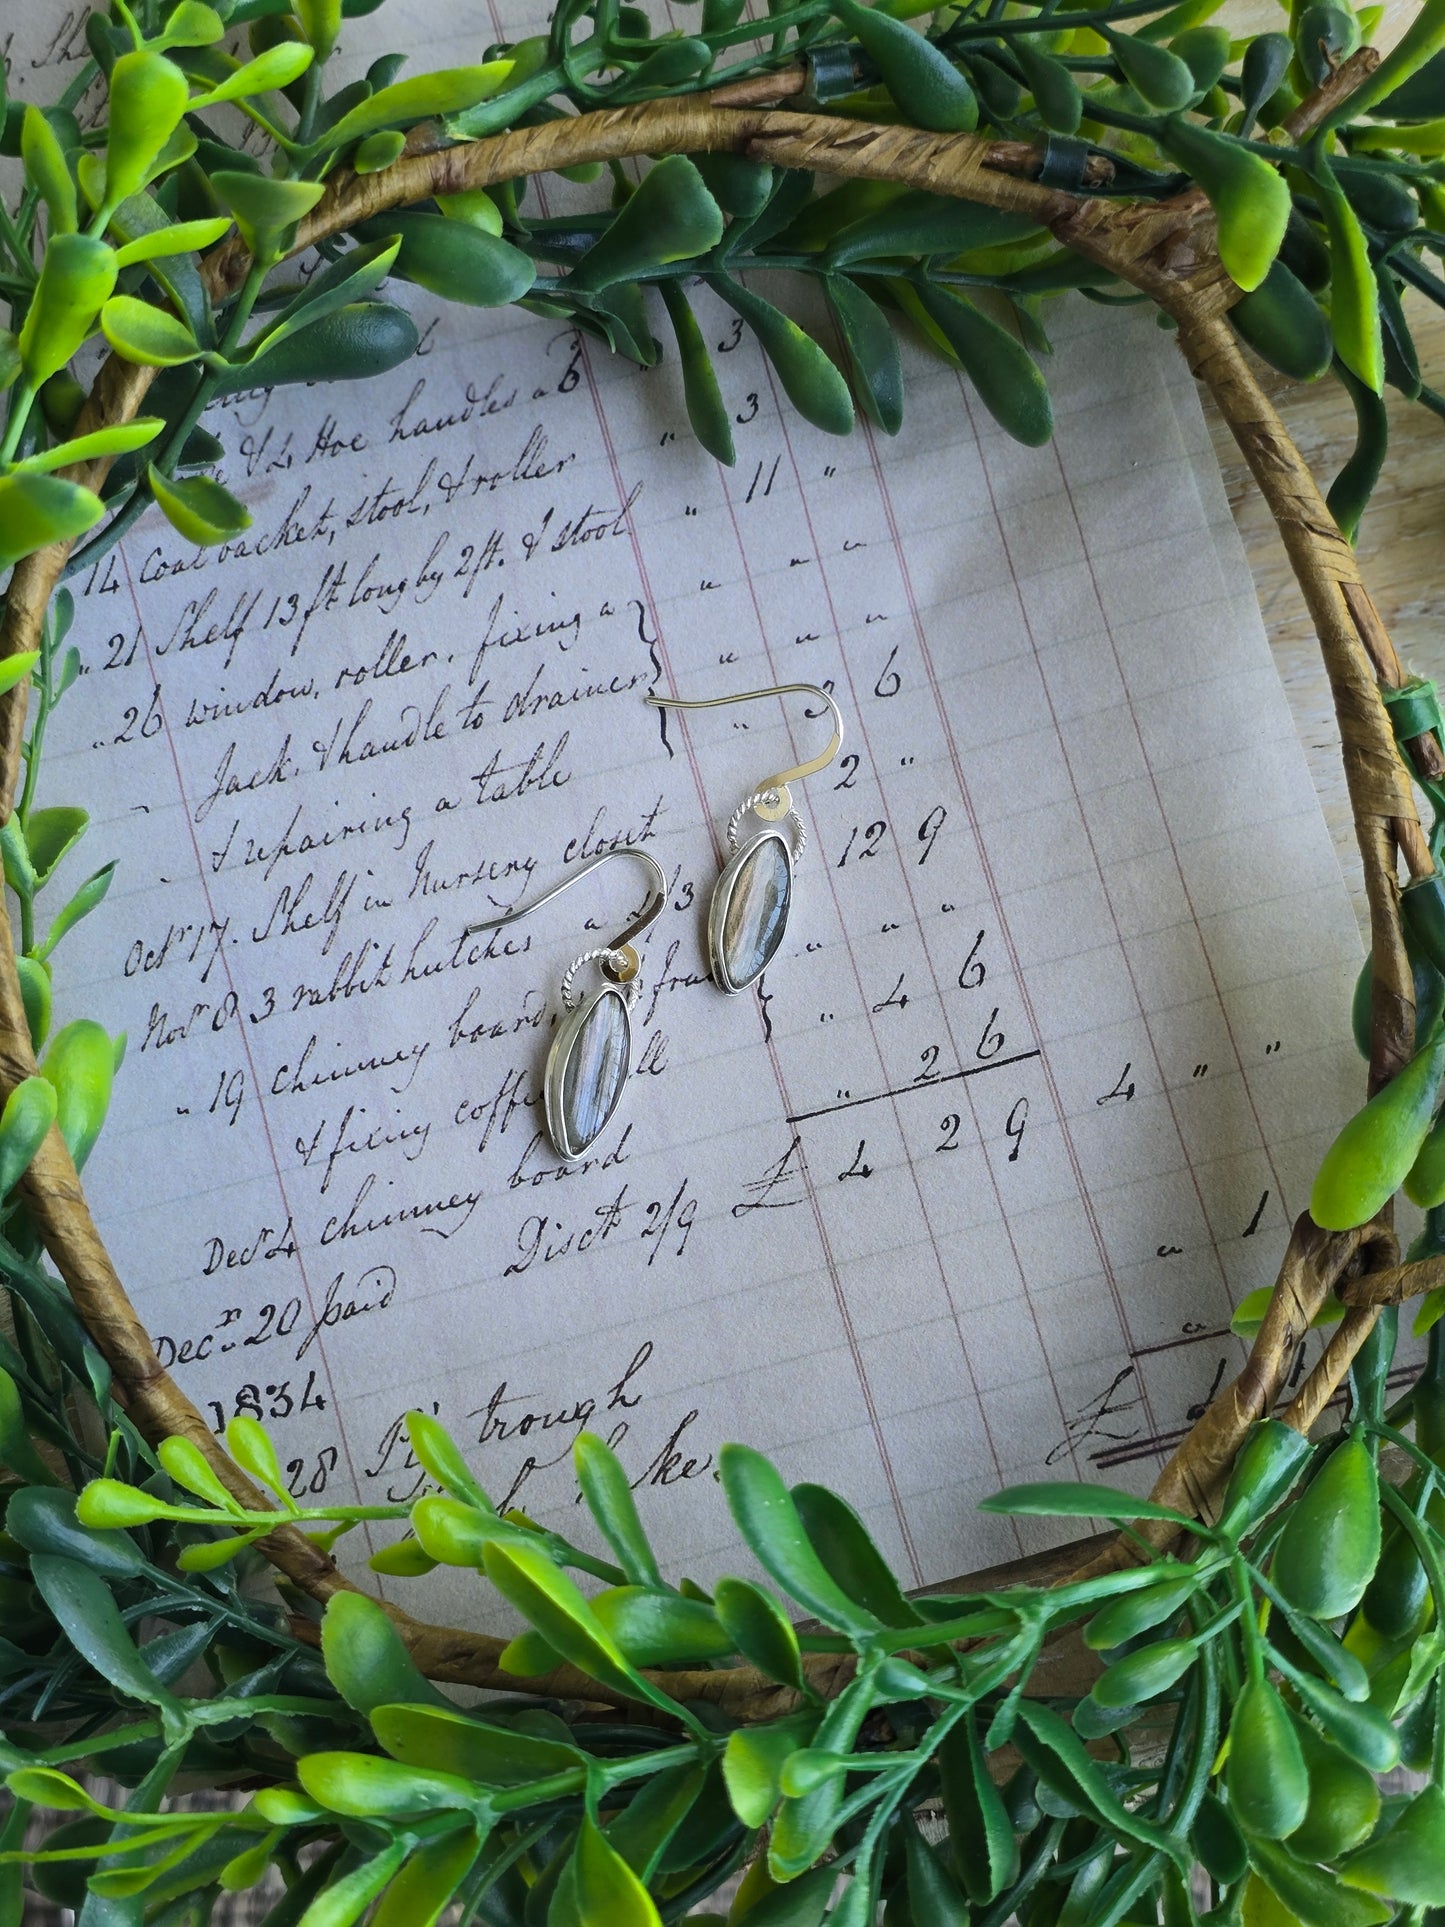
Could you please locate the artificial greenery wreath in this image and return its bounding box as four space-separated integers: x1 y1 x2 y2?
5 0 1445 1919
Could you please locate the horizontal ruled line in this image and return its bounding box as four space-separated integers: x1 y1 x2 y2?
786 1047 1043 1125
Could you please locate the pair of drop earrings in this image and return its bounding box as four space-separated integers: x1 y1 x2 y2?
465 682 844 1161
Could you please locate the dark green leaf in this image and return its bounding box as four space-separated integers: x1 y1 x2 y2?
28 1555 184 1725
658 281 734 464
791 1478 918 1625
217 300 418 392
570 157 723 292
825 277 903 436
909 284 1052 445
707 278 854 438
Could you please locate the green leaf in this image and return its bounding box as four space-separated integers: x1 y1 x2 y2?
38 861 116 960
1155 117 1290 293
25 804 87 886
1012 1700 1187 1868
591 1586 734 1666
17 233 118 385
570 156 723 292
658 281 734 465
73 1477 173 1531
574 1815 661 1927
157 1434 242 1510
718 1445 878 1633
28 1554 185 1727
320 1590 453 1714
210 171 325 259
0 651 37 697
0 1364 57 1485
1304 149 1384 393
318 62 516 150
825 276 904 436
1104 27 1195 106
100 294 199 366
17 418 164 474
16 954 51 1053
1015 40 1082 133
246 233 402 362
1320 0 1445 130
0 1074 57 1202
38 1017 115 1171
499 1628 564 1675
721 1711 819 1827
908 284 1052 446
147 466 251 546
298 1751 485 1821
574 1430 662 1586
482 1538 687 1720
188 41 314 108
1247 1839 1391 1927
979 1480 1196 1523
290 1837 410 1927
905 1821 971 1927
113 218 232 267
372 1824 483 1927
939 1711 1016 1902
791 1480 919 1626
5 1767 105 1813
22 104 77 234
707 278 854 438
398 1409 494 1511
371 1701 584 1784
606 1762 707 1881
224 1414 291 1504
0 472 104 571
219 299 418 392
1342 1785 1445 1903
374 211 534 308
104 52 190 209
156 2 227 48
825 193 1039 269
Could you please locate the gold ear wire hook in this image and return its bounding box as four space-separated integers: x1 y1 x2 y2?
464 848 667 983
644 683 844 797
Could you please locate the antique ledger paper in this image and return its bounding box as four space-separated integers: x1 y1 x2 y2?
16 3 1369 1612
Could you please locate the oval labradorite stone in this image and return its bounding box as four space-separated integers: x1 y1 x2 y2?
721 834 792 989
560 987 630 1153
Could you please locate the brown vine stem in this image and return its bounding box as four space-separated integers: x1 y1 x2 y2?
0 72 1428 1697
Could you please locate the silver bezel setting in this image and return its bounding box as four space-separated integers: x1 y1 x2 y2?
709 825 795 995
543 981 633 1160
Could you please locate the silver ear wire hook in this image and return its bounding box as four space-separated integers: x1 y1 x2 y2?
644 683 843 821
465 847 667 988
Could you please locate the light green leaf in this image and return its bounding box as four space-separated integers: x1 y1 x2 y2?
210 171 325 259
156 2 227 48
188 42 315 109
319 62 516 150
0 652 38 698
99 294 200 366
22 105 78 235
17 418 164 475
0 472 104 571
979 1480 1197 1524
158 1434 243 1510
148 466 251 546
114 218 232 267
574 1815 661 1927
